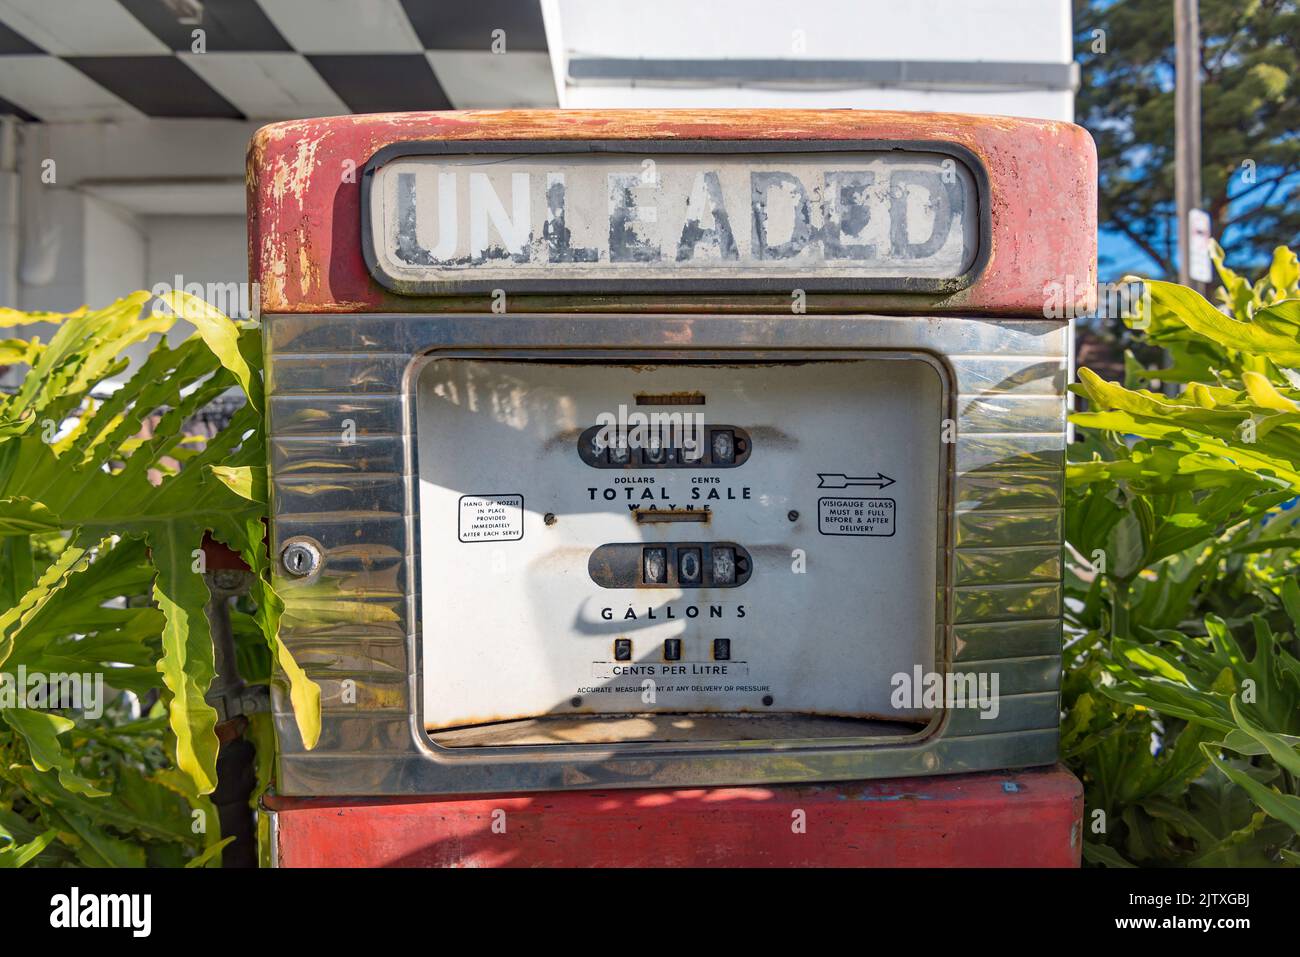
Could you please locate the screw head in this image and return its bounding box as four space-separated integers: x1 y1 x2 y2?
281 539 322 578
787 510 799 522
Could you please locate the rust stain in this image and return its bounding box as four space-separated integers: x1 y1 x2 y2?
542 425 586 455
634 391 706 406
528 545 593 573
269 133 321 217
260 233 286 310
745 424 798 449
634 509 711 524
296 224 319 297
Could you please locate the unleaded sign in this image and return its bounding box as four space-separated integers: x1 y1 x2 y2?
363 144 984 294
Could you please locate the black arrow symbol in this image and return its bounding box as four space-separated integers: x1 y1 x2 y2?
817 472 896 489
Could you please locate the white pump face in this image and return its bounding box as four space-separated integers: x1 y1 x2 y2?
417 355 946 738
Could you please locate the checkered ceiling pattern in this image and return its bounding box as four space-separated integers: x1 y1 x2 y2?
0 0 556 122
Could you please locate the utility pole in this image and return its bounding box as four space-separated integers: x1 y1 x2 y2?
1174 0 1204 291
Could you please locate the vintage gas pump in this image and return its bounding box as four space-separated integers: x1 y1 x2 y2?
251 111 1095 867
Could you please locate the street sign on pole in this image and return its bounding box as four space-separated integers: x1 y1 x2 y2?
1188 208 1213 284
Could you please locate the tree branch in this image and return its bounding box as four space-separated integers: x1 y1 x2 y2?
1221 179 1288 230
1109 218 1174 277
1223 171 1292 205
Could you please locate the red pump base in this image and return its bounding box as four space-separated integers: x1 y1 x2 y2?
267 764 1082 867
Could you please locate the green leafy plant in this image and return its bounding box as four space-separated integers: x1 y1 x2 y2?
0 292 318 867
1066 244 1300 866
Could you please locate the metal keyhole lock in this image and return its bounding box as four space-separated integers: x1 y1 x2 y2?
281 538 323 578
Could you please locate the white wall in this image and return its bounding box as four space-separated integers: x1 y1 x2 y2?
5 119 252 316
555 0 1071 61
83 196 145 309
145 215 248 313
548 0 1075 121
0 121 253 388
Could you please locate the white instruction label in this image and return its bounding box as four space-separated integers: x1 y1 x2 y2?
458 494 524 543
818 497 896 537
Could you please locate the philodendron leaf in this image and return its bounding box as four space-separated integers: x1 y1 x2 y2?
274 632 320 750
217 514 321 750
1211 240 1257 320
1147 280 1300 363
1106 505 1146 580
1269 245 1300 298
14 293 166 423
0 708 108 797
49 808 146 868
1241 370 1300 413
0 829 57 868
1220 729 1300 756
0 539 96 668
210 465 266 503
1223 696 1300 776
0 496 60 535
1082 842 1136 867
0 708 73 773
185 836 234 868
1205 751 1300 834
0 306 83 326
159 291 261 412
149 524 219 795
1283 577 1300 631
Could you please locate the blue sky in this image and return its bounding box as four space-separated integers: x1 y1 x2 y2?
1096 169 1300 283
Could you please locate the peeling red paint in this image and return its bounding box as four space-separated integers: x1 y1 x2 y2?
247 110 1097 317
